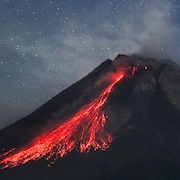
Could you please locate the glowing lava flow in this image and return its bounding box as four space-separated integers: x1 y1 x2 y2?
0 70 125 169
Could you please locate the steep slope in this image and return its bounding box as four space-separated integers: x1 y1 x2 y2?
0 54 180 179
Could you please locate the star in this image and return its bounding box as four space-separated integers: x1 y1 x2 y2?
0 0 180 129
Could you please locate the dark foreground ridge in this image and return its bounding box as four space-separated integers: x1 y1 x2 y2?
0 54 180 179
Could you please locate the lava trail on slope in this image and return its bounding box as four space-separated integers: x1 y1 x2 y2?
0 67 137 169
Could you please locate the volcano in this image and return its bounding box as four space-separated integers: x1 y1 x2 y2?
0 54 180 179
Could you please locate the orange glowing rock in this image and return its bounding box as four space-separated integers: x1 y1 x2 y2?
0 68 135 169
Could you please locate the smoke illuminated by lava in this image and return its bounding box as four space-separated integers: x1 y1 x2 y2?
0 67 136 169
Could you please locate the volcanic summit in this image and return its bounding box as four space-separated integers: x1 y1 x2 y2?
0 54 180 179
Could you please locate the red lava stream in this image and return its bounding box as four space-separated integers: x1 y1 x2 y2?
0 68 135 169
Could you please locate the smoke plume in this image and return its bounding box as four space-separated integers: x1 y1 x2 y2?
137 1 180 63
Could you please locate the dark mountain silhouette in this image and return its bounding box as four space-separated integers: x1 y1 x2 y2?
0 54 180 179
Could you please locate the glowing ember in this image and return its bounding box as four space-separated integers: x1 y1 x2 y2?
0 68 135 169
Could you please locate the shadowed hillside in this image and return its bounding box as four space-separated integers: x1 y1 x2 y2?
0 54 180 179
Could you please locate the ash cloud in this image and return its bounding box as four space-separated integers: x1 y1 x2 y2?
137 1 180 63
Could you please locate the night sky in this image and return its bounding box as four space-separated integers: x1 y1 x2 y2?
0 0 180 129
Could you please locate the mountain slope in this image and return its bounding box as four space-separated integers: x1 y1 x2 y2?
0 54 180 179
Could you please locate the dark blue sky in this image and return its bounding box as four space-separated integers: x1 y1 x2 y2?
0 0 180 129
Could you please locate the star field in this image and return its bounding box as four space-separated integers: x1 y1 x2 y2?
0 0 180 129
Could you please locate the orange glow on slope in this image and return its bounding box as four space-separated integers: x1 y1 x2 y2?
0 69 133 169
